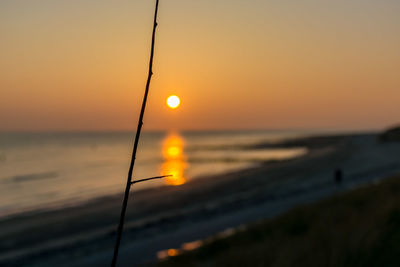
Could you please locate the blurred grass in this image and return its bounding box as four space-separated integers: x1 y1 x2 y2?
157 174 400 267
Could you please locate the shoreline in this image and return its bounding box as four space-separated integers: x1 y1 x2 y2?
1 132 400 266
0 133 343 222
0 132 319 222
0 131 311 221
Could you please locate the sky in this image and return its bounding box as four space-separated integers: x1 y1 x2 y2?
1 0 399 132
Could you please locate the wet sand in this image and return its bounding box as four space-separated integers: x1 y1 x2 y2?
1 133 400 266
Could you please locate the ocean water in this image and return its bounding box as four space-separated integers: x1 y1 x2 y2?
0 130 311 218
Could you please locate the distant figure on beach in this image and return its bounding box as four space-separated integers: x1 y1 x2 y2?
335 168 343 185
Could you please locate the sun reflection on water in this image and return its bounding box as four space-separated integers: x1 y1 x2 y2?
161 132 187 186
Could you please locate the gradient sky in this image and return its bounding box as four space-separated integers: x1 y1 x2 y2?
1 0 399 131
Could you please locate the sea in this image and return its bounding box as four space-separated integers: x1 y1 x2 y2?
0 130 315 218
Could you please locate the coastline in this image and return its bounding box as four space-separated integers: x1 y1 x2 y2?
0 130 308 219
1 132 400 266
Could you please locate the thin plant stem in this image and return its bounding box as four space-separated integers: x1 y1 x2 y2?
111 0 160 266
132 175 172 185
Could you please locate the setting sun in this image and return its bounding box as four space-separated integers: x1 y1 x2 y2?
166 95 180 109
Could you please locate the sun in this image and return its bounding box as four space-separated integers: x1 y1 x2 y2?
166 95 180 109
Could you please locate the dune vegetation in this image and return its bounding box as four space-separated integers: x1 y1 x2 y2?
380 126 400 142
158 174 400 267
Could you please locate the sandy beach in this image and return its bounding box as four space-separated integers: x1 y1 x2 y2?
1 133 400 266
2 1 399 266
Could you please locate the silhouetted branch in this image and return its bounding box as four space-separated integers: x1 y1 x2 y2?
132 175 172 184
111 1 160 266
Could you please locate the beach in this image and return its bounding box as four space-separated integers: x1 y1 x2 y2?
2 1 399 266
1 132 400 266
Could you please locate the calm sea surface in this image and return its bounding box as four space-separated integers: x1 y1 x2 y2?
0 130 314 218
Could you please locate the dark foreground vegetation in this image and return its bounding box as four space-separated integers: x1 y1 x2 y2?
380 126 400 142
158 174 400 267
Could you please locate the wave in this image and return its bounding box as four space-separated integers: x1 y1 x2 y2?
2 171 59 183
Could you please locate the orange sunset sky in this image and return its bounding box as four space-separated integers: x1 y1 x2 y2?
1 0 399 131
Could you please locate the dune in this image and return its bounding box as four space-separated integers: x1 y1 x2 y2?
158 173 400 267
